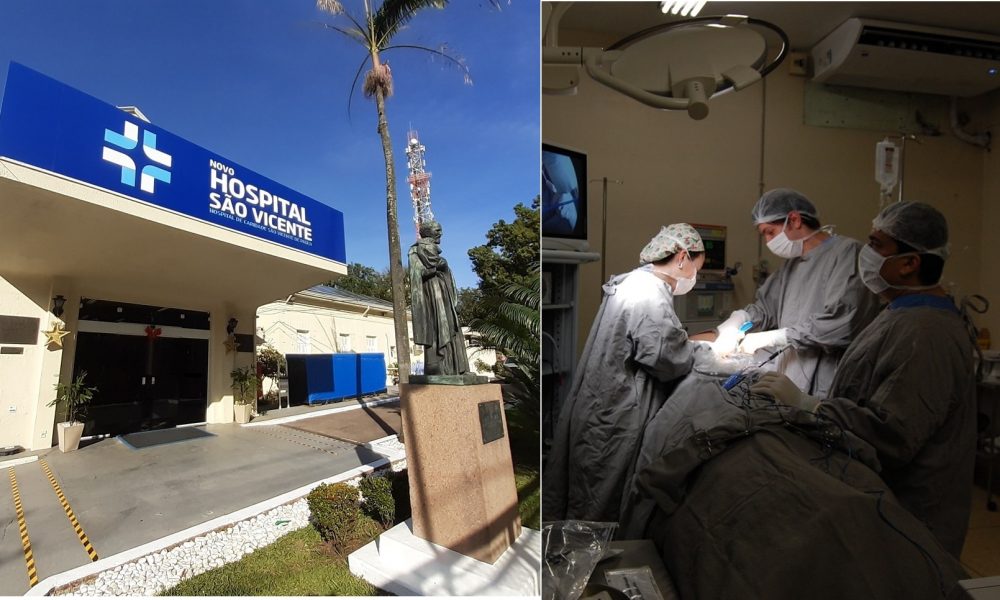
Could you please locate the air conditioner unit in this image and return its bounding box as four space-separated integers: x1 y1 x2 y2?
811 18 1000 97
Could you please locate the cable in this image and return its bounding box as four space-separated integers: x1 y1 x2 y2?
542 330 561 375
960 294 989 382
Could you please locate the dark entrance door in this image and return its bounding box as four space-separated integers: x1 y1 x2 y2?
74 332 208 436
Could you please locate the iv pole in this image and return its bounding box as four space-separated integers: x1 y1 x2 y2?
889 133 919 205
898 134 917 203
590 177 623 283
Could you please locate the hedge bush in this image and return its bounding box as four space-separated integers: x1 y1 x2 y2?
307 483 362 551
359 474 394 527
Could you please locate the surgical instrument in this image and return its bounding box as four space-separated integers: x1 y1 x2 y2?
723 343 791 390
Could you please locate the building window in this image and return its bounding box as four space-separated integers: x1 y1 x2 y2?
296 329 310 353
366 336 378 352
339 333 352 352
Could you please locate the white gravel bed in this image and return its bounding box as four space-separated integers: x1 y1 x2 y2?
55 499 310 596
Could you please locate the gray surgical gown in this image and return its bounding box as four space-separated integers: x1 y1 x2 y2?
819 297 977 556
542 266 696 522
744 235 880 397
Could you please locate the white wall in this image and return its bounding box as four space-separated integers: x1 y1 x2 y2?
545 30 988 356
0 275 57 449
258 303 401 357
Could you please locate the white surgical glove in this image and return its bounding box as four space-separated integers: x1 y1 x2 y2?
738 328 788 354
750 372 820 411
710 310 750 356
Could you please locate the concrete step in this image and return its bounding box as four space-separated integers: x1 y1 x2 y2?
348 519 541 596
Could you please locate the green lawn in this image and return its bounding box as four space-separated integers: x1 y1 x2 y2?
507 404 541 530
515 464 540 530
160 526 383 596
161 404 540 596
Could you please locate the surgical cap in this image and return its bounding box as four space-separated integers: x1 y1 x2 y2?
751 188 819 225
639 223 704 265
872 201 949 258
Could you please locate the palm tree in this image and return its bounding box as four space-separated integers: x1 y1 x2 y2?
316 0 473 383
469 264 540 420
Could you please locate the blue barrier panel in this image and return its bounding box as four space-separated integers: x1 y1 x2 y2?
286 353 384 406
287 354 342 406
306 354 339 404
359 353 387 395
326 353 358 403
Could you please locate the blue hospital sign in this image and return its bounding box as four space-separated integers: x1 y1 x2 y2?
0 62 346 263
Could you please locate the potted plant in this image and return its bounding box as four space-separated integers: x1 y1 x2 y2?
47 371 97 452
231 366 257 424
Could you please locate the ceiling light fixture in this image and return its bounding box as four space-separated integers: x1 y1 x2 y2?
661 0 708 18
543 10 788 120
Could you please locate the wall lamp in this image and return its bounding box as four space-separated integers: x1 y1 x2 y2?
52 295 66 318
226 318 239 336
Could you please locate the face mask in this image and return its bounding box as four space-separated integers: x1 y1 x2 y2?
672 273 697 295
765 216 820 259
857 244 892 294
653 256 697 295
857 244 938 295
669 256 698 295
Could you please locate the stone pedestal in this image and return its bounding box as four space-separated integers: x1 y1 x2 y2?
400 383 521 564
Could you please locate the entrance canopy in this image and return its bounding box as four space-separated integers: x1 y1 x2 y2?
0 160 346 309
0 62 348 307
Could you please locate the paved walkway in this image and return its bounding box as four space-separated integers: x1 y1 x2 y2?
285 401 402 445
1 409 404 595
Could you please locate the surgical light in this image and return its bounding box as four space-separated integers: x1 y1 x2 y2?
661 0 708 18
543 4 788 120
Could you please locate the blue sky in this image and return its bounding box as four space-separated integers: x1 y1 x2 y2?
0 0 539 289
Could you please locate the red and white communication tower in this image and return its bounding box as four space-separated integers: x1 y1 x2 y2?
405 129 434 237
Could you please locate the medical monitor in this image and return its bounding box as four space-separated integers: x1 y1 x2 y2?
692 224 727 274
542 142 589 252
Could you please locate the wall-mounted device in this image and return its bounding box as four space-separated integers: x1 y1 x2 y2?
674 223 737 331
811 18 1000 97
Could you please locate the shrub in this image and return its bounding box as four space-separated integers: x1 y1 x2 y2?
359 474 394 527
307 483 362 550
257 344 286 379
354 514 384 546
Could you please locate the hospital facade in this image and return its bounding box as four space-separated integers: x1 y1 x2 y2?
0 63 349 451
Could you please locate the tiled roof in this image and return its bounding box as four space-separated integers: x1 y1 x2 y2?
296 285 396 312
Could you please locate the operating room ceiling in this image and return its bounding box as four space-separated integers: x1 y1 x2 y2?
552 2 1000 49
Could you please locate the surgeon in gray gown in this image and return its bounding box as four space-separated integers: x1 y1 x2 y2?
543 223 708 522
752 201 977 557
707 189 880 398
